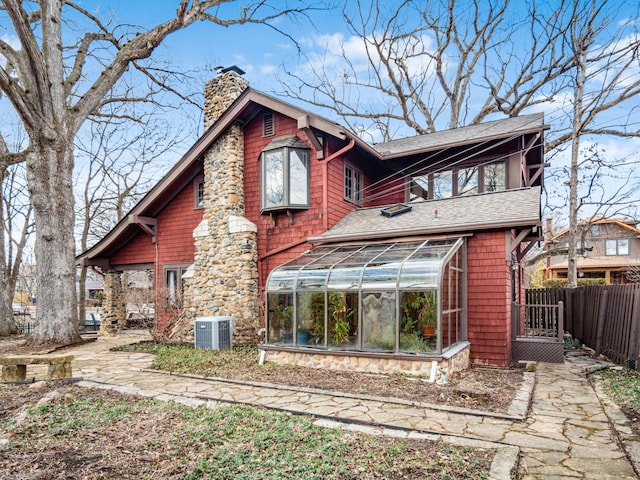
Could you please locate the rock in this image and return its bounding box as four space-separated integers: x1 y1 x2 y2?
28 381 47 390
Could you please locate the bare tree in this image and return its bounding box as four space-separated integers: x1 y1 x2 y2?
75 106 185 325
0 0 313 346
281 0 640 288
279 0 575 140
0 145 33 335
556 0 640 287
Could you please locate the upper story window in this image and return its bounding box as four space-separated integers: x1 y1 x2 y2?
605 239 629 256
261 135 310 213
344 163 363 205
433 170 453 199
591 224 600 236
194 175 204 209
458 166 478 196
483 162 506 192
414 161 505 201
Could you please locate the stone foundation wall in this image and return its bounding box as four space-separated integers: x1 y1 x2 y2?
100 271 126 335
263 345 470 377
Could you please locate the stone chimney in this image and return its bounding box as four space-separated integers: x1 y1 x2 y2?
203 66 249 130
179 65 260 346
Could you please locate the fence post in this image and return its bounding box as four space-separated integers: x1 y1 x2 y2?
627 286 640 370
595 289 608 356
557 301 564 340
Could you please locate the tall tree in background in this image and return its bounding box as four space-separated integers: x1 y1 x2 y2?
0 0 310 346
75 108 183 325
279 0 575 140
280 0 640 286
557 0 640 287
0 150 33 335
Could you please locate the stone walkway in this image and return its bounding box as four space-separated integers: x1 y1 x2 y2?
31 332 640 479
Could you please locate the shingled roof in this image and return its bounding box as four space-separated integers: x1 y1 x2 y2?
373 113 546 159
309 187 541 244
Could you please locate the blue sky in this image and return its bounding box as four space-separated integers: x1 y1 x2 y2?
1 1 638 223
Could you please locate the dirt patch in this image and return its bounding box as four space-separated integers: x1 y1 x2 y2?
224 362 525 413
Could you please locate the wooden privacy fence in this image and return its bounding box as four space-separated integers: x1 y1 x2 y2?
526 284 640 368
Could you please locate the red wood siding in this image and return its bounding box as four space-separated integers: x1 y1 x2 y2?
466 231 512 367
110 178 202 269
110 230 155 266
244 113 374 291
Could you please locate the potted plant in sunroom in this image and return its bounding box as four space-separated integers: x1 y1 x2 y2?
402 291 437 337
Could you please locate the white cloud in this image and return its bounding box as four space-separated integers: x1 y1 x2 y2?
260 64 277 75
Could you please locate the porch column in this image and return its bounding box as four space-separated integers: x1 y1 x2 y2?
100 270 127 335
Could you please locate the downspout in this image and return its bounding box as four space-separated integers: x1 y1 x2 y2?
320 138 355 230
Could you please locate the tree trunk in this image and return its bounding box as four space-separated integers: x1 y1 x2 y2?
0 179 15 336
0 267 15 336
26 140 80 346
567 45 587 289
78 265 87 328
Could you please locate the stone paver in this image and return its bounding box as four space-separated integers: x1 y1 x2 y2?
44 331 640 479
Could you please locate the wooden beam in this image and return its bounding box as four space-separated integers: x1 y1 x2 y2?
297 115 324 159
129 215 157 243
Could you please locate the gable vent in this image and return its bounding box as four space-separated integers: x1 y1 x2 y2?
263 112 274 137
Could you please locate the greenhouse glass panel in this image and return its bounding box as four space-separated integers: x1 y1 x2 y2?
398 261 440 289
327 292 358 349
266 268 297 291
362 291 396 351
296 267 330 290
400 291 437 353
267 293 293 344
327 265 363 290
265 237 465 356
296 292 325 346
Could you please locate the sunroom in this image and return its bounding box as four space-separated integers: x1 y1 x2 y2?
264 238 467 374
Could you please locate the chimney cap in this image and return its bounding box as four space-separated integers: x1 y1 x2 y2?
219 65 245 76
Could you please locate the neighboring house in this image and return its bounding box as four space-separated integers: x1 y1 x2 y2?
77 66 548 372
545 218 640 284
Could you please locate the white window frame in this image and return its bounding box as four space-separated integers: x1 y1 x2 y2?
163 264 190 307
344 163 363 206
194 175 204 209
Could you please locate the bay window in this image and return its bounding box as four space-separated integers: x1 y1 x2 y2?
261 135 310 212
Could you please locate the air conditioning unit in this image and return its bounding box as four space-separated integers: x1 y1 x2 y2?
194 316 235 350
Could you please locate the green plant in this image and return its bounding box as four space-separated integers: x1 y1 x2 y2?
402 291 437 333
272 304 293 331
400 332 432 352
328 292 353 345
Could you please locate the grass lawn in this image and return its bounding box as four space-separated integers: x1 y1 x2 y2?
594 366 640 433
1 382 493 479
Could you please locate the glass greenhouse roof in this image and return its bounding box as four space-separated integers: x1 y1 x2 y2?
267 238 463 293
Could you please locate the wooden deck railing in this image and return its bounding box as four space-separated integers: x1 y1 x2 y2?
526 285 640 368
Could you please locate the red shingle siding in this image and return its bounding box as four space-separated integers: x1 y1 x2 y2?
466 231 512 367
244 113 369 291
110 178 202 269
109 230 155 266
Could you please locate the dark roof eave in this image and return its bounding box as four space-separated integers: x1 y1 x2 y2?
308 218 541 245
376 124 549 160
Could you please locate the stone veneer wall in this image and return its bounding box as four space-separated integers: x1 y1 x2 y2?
100 271 126 335
264 345 470 377
179 69 259 345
